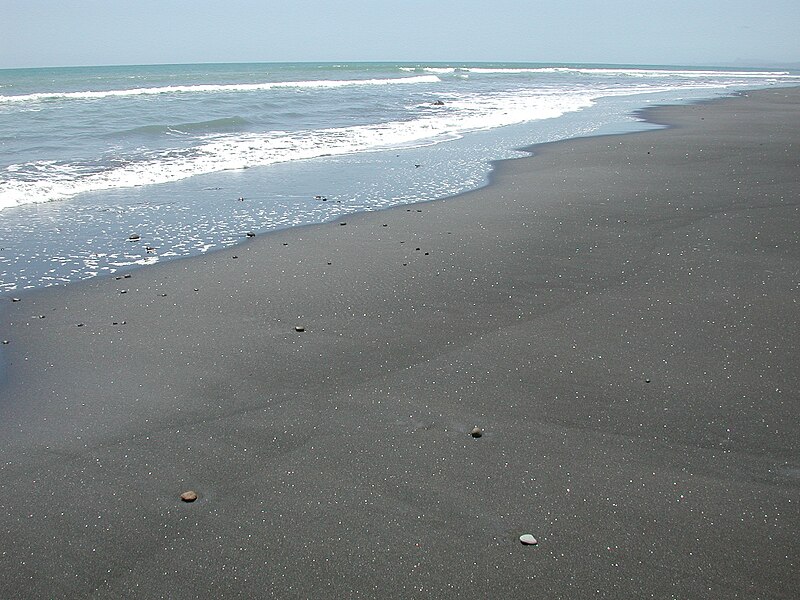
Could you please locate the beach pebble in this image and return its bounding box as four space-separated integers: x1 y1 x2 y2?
2 340 8 345
11 298 20 302
519 534 538 545
295 325 305 332
128 234 140 241
180 491 198 502
470 426 483 438
246 232 256 238
120 290 127 294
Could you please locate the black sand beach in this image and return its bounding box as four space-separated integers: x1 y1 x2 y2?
1 88 798 599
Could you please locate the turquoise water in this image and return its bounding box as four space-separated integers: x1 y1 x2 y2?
1 62 798 293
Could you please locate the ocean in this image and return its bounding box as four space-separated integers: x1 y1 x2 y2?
1 62 798 294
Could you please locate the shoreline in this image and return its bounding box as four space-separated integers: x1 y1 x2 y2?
1 87 798 598
0 85 778 299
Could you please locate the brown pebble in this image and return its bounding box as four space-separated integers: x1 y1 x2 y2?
470 426 483 438
180 491 198 502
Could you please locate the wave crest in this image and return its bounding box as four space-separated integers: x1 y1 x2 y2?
0 75 441 104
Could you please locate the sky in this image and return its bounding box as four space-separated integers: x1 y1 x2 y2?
1 0 799 69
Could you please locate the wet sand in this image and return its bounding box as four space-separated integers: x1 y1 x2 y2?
1 87 798 598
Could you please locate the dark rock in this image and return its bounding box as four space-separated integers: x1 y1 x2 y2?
11 298 20 302
470 426 483 438
246 232 256 238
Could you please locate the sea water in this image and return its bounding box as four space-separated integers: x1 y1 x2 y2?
1 62 798 294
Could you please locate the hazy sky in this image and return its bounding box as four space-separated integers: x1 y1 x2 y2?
2 0 799 69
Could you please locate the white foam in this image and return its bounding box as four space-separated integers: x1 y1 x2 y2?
0 90 597 209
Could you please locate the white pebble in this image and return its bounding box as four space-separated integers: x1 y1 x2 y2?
519 534 538 545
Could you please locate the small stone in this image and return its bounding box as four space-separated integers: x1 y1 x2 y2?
128 234 140 241
295 325 305 332
180 491 198 502
124 274 131 279
645 379 651 384
2 340 9 345
38 315 46 319
246 232 256 238
194 288 199 292
339 222 347 226
11 298 21 302
519 534 538 545
160 293 167 297
470 426 483 438
120 290 127 294
232 255 238 259
76 323 84 327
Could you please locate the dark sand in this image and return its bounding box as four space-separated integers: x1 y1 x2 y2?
1 88 798 599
